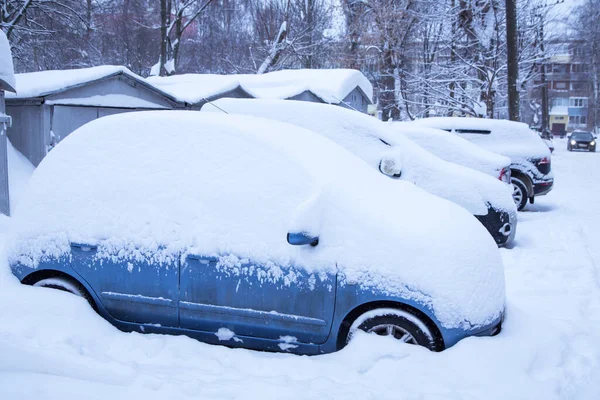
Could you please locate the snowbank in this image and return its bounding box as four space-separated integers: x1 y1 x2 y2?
146 69 373 105
0 31 15 92
7 139 35 213
6 66 144 99
390 121 512 178
408 117 552 162
9 111 504 329
203 99 516 216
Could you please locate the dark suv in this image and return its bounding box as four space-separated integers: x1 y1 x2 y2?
568 131 596 152
408 118 554 211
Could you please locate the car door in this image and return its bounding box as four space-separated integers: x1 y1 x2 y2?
70 243 179 327
179 253 336 344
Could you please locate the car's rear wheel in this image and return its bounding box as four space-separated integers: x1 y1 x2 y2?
511 178 528 211
32 276 95 308
347 308 436 350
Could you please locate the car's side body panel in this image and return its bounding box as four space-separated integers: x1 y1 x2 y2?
179 253 337 344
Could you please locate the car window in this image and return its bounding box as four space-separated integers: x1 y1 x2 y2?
455 129 491 135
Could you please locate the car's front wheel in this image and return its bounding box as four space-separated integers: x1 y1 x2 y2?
347 308 437 350
32 276 95 308
511 178 528 211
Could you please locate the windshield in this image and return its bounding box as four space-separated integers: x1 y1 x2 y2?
572 132 593 141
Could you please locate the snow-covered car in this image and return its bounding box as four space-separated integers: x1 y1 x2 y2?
567 131 596 152
407 117 554 211
390 122 512 182
9 111 505 354
202 99 517 246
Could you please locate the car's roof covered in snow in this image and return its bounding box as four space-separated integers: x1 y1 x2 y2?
390 122 512 177
10 111 504 329
406 117 551 161
203 98 516 216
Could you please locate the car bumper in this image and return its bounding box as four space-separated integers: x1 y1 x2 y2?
440 310 504 349
533 179 554 196
475 206 517 247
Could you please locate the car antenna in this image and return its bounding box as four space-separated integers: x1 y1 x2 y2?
202 98 228 114
331 95 360 112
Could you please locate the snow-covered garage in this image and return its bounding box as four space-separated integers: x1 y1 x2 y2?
0 31 17 216
5 66 183 167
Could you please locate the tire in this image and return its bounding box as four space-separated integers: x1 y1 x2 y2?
347 308 437 350
591 147 596 153
567 145 572 151
511 177 528 211
32 276 95 309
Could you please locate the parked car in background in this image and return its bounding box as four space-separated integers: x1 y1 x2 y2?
567 131 596 152
389 122 512 183
203 99 517 246
9 111 506 354
408 117 554 211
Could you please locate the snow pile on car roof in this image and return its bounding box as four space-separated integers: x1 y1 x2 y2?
204 99 516 215
0 31 15 92
390 122 512 178
146 69 372 105
407 117 552 161
9 111 504 329
6 66 142 99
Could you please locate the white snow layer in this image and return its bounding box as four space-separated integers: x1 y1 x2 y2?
0 31 15 91
9 111 504 329
7 139 35 214
0 143 599 399
146 68 373 105
408 117 552 162
6 66 145 99
390 121 512 178
203 99 516 215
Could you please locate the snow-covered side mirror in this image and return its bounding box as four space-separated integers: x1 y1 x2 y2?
287 189 327 247
379 153 402 178
287 232 319 247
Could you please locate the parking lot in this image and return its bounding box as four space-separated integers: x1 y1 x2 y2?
0 138 598 399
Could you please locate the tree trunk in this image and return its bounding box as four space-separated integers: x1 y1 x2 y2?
159 0 168 76
505 0 520 121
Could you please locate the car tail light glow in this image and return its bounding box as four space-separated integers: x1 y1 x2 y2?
499 167 511 184
538 157 551 165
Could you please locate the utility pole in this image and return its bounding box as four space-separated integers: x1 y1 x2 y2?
506 0 520 121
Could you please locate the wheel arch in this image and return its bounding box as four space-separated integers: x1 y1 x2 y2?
21 269 98 311
335 300 445 352
510 170 533 196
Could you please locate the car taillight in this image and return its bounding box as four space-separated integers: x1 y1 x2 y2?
538 157 551 165
499 167 511 184
536 157 552 174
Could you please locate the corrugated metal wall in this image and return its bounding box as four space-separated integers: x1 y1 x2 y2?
0 92 10 215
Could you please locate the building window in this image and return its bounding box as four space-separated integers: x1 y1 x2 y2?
552 98 569 106
552 64 566 73
569 98 587 107
572 64 586 73
555 81 567 89
571 82 587 91
569 115 588 125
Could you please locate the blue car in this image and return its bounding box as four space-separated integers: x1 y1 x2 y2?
9 111 505 354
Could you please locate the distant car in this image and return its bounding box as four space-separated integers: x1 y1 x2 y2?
567 131 596 152
408 117 554 211
390 122 513 183
202 99 517 247
9 111 505 354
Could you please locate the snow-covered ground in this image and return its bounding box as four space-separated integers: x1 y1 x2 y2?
1 139 599 399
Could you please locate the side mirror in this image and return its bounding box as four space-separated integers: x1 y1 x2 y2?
287 232 319 247
379 154 402 178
